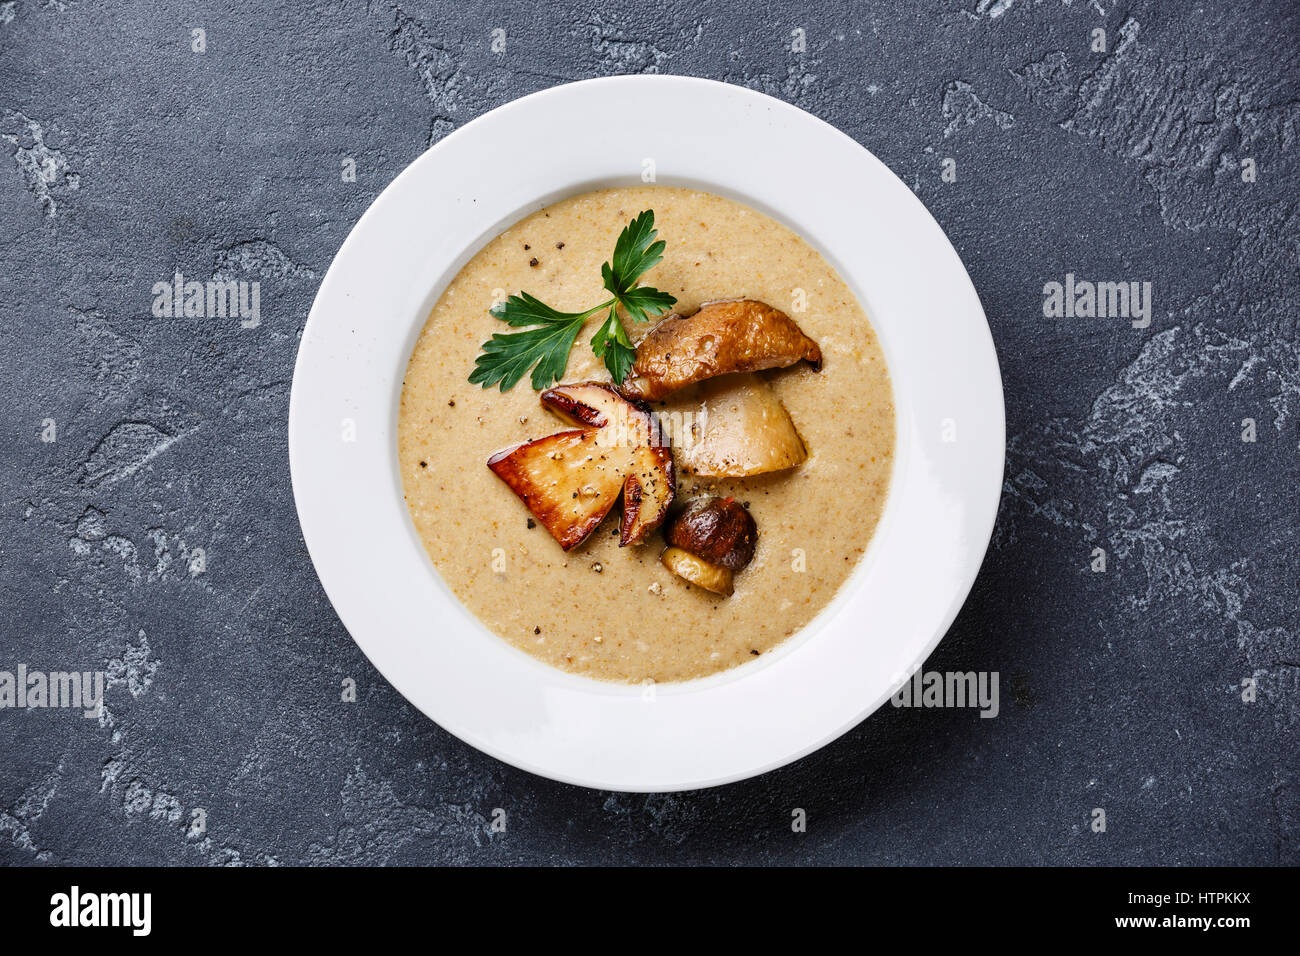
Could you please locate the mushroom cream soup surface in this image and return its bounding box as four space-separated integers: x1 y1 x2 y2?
399 186 894 683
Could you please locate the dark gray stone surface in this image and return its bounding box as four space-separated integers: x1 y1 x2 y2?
1 0 1296 866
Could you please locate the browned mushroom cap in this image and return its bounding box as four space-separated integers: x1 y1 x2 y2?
664 496 758 570
621 299 822 402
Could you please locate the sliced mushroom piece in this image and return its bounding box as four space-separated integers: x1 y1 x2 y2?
660 497 758 596
621 299 822 402
674 374 807 477
487 430 625 551
540 382 675 546
487 383 675 551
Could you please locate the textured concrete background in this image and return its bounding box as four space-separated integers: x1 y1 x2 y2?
1 0 1296 865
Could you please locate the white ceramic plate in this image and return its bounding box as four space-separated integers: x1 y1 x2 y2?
289 76 1004 792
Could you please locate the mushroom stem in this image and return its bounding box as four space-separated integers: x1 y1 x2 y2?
661 546 735 596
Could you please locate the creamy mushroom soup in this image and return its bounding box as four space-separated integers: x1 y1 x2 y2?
399 186 894 683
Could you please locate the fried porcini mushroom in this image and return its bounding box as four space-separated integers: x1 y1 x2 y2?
676 374 807 477
487 382 674 550
621 299 822 402
660 496 758 596
487 429 624 551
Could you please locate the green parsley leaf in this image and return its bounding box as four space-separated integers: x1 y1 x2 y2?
488 291 591 328
604 209 668 296
617 285 678 325
590 306 636 385
468 296 592 391
469 210 678 390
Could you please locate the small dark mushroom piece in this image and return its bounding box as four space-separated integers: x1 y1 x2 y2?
660 496 757 596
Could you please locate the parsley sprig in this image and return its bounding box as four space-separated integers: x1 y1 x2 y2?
469 210 677 391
